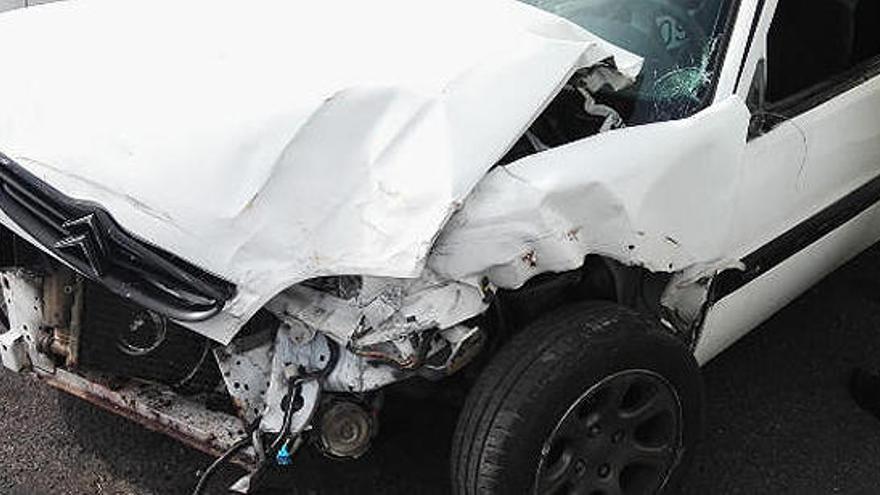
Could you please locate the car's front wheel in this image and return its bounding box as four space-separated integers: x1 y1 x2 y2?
451 301 704 495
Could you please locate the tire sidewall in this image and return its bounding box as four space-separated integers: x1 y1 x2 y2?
463 303 703 494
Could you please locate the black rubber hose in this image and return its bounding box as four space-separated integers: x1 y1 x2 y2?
269 338 341 453
323 339 341 378
196 337 343 494
190 437 251 495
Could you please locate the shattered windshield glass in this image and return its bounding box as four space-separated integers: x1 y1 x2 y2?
521 0 736 122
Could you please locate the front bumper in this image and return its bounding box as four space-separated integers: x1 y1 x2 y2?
0 265 254 466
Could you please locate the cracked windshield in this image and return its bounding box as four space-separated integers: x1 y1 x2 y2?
521 0 735 122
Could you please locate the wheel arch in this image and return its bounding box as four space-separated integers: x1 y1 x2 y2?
483 255 683 353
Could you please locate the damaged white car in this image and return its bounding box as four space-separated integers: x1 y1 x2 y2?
1 0 879 493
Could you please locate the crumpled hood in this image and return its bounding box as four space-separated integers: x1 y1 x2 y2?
0 0 639 342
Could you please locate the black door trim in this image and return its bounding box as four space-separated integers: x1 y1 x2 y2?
711 172 880 302
733 0 767 94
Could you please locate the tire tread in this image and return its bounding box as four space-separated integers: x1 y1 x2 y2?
451 301 699 494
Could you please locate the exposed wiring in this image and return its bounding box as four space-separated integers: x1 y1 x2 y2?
269 378 308 453
171 340 211 390
190 437 252 495
252 427 266 465
191 416 262 495
268 340 340 454
191 339 342 494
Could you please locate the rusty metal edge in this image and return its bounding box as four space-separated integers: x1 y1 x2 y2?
36 368 256 469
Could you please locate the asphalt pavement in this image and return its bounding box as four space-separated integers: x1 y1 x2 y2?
6 246 880 494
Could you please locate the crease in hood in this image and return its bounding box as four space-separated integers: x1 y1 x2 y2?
0 0 640 342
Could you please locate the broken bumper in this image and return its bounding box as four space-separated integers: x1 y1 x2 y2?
0 266 254 466
38 368 254 467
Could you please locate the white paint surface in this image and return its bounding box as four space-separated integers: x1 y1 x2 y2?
2 0 878 374
0 0 639 342
431 98 750 289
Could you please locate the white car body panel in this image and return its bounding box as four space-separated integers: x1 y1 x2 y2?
0 0 876 365
0 0 875 365
0 0 879 481
0 0 639 343
696 199 880 363
430 97 750 286
696 0 880 361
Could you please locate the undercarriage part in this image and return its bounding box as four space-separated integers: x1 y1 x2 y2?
266 274 488 374
213 338 346 494
261 329 330 435
36 328 69 362
300 275 363 300
41 266 75 329
215 326 393 427
354 328 437 369
78 283 220 393
192 436 253 495
421 325 485 378
215 331 275 423
211 278 489 488
41 367 253 467
36 267 81 366
317 400 376 459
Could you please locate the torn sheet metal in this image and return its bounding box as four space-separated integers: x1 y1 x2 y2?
215 335 275 424
659 259 746 340
422 325 486 377
266 273 488 384
430 97 751 294
266 271 488 372
0 0 639 344
217 318 484 436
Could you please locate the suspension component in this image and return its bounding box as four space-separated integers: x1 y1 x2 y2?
317 399 376 459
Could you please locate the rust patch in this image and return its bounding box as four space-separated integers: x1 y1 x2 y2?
521 250 538 268
38 369 255 468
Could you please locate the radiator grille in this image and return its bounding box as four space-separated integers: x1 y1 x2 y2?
0 152 235 321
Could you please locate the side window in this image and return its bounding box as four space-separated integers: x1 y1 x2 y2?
853 1 880 65
766 0 880 104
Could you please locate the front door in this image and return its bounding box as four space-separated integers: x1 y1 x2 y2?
695 0 880 363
